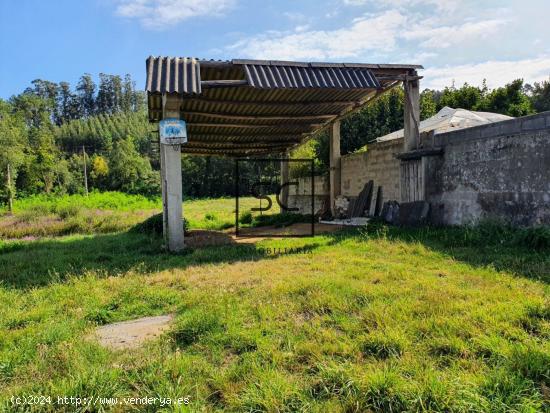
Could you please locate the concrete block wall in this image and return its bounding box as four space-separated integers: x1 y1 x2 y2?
288 111 550 226
341 139 402 202
287 174 329 215
427 111 550 226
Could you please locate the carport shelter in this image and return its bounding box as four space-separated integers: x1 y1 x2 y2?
145 57 423 251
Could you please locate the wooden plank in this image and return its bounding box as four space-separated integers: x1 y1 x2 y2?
186 122 323 130
374 186 383 217
351 180 373 217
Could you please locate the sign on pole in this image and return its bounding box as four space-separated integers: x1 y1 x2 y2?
159 118 188 145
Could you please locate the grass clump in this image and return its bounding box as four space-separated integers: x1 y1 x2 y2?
361 331 406 359
171 309 224 347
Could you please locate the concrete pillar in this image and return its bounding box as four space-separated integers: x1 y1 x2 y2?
329 120 341 216
280 152 289 212
161 95 185 251
404 73 420 152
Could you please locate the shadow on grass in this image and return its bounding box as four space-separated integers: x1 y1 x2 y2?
1 223 547 290
0 231 328 290
355 223 550 284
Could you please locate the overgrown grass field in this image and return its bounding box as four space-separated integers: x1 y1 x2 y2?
0 192 273 238
0 193 548 412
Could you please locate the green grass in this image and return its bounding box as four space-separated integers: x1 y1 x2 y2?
0 192 275 238
0 194 549 412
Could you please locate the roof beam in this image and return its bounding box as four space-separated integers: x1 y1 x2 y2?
182 97 359 107
201 80 248 88
189 133 302 142
186 123 322 130
183 111 338 121
185 141 296 148
187 138 302 145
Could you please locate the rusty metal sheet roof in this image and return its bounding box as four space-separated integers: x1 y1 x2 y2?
146 57 423 156
146 57 201 94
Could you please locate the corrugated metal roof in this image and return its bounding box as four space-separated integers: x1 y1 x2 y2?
146 57 201 94
242 64 380 89
147 56 423 156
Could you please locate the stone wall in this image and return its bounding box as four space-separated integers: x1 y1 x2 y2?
288 111 550 226
426 112 550 226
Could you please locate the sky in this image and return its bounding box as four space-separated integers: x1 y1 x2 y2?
1 0 550 98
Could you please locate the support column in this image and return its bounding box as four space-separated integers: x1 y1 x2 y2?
161 95 185 251
280 151 289 212
403 72 420 152
329 120 341 216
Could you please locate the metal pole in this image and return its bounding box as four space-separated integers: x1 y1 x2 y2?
7 163 13 214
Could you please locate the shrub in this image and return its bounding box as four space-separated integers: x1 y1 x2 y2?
130 213 189 236
239 211 253 225
56 203 83 219
253 213 312 227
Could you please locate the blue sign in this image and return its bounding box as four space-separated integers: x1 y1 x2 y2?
159 119 187 145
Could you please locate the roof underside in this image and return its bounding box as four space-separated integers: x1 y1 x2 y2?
146 57 422 156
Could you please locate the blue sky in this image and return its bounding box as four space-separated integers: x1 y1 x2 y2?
1 0 550 98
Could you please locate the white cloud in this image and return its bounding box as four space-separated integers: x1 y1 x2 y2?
343 0 457 12
227 10 407 60
422 56 550 89
403 18 509 49
115 0 234 29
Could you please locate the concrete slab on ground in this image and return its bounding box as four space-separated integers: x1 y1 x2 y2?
320 217 370 226
95 315 174 350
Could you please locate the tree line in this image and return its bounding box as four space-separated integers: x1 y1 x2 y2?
1 74 549 207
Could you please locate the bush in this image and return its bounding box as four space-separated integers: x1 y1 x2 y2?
130 213 189 236
252 213 312 228
56 203 83 219
239 211 253 225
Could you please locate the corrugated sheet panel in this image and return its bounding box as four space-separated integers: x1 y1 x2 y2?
146 56 201 94
242 64 380 89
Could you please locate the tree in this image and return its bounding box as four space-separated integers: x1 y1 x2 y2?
108 136 159 195
97 73 114 115
91 155 109 189
529 79 550 113
420 89 437 120
0 100 27 209
122 74 134 112
57 81 80 124
76 74 96 117
482 79 534 117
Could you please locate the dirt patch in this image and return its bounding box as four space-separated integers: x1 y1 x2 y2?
183 223 344 248
95 315 174 350
233 223 344 242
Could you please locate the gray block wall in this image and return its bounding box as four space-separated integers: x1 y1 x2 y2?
288 111 550 226
427 112 550 226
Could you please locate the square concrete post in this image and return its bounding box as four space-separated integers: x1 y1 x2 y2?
329 120 341 216
403 73 420 152
280 151 289 211
161 95 185 251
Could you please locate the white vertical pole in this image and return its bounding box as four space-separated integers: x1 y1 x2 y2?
161 95 185 251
